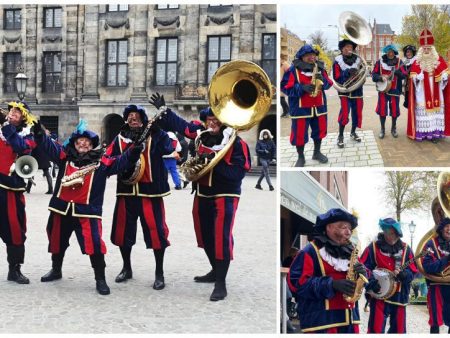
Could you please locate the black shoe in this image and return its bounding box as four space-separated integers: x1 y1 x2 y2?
269 185 274 191
255 184 262 190
174 186 182 190
45 191 53 195
7 265 30 284
96 280 110 295
350 132 361 142
183 181 189 188
337 135 344 148
391 128 398 138
294 155 305 167
153 275 165 290
115 268 132 283
41 269 62 282
431 138 439 144
210 281 227 301
312 152 328 164
194 270 216 283
379 129 385 139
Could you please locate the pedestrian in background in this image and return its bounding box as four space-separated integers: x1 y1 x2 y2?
255 129 275 191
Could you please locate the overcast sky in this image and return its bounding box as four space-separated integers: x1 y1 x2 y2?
281 4 412 51
348 170 436 251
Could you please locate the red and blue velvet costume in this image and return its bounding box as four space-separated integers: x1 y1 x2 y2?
158 108 250 260
287 241 361 333
421 235 450 328
333 55 364 128
0 124 35 248
360 240 417 333
372 57 405 118
36 132 139 255
281 63 333 146
105 129 174 250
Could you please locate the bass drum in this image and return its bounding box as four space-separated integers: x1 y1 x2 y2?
367 268 398 300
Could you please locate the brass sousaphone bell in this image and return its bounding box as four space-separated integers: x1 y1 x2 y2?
415 172 450 283
180 60 273 182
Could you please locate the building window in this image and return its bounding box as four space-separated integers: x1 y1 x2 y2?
155 38 178 86
107 5 129 12
3 53 22 93
106 40 128 87
157 5 179 9
43 52 62 93
4 9 21 30
262 33 276 84
44 7 62 28
207 35 231 83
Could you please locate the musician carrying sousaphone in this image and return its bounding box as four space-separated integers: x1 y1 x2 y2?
416 173 450 334
33 120 143 295
105 105 175 291
360 217 417 333
0 101 37 284
149 60 270 301
288 208 367 333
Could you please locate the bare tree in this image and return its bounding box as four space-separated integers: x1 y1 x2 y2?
380 171 439 222
308 30 328 51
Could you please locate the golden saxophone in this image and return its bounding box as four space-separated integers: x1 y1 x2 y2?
61 162 100 187
343 245 368 303
310 62 323 98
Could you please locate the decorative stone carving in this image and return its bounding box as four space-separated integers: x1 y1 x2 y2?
104 12 130 30
205 14 234 26
261 12 276 24
176 83 207 100
42 28 62 43
3 30 21 44
153 16 180 28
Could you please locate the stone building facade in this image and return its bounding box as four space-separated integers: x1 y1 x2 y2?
0 4 277 154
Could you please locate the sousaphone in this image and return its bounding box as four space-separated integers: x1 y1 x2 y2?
180 60 273 182
415 172 450 283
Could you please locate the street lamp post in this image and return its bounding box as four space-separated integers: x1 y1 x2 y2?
15 66 28 101
408 220 416 249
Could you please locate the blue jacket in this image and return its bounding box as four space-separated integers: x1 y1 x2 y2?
255 139 275 160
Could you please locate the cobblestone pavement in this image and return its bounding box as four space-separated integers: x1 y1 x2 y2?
280 130 384 167
0 175 277 334
280 82 450 167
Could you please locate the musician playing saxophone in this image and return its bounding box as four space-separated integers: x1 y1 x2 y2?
104 105 174 291
421 217 450 334
280 44 333 167
334 38 364 148
149 93 251 302
33 121 143 295
0 101 36 284
288 208 367 333
360 217 417 333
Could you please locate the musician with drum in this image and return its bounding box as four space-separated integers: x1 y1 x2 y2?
372 45 406 139
34 121 143 295
288 208 368 333
105 105 174 291
0 101 37 284
333 38 364 148
360 217 417 333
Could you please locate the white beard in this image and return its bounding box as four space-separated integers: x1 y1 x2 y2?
416 46 440 73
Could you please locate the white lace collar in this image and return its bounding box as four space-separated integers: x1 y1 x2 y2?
380 59 398 71
403 56 417 67
198 127 234 152
335 54 361 71
319 247 349 272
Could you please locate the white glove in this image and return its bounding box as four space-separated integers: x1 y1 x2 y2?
416 72 424 81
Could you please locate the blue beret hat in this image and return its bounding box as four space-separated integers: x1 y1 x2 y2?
315 208 358 233
199 107 214 122
382 44 398 55
123 104 148 124
379 218 403 237
295 44 318 60
69 129 99 149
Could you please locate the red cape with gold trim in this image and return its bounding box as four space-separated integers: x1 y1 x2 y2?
407 57 450 140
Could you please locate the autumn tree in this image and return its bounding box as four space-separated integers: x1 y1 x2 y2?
380 171 439 222
313 44 332 72
396 5 450 57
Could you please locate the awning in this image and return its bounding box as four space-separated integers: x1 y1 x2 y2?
281 172 346 223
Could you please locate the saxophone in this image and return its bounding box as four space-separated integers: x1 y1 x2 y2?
310 62 323 98
61 162 100 187
343 246 368 303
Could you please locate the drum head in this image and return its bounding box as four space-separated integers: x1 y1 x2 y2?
369 268 396 300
